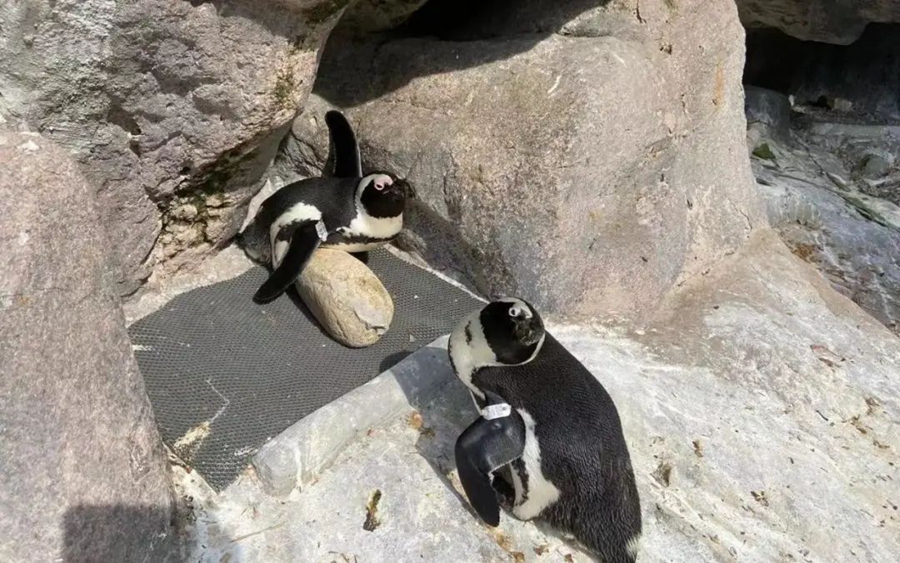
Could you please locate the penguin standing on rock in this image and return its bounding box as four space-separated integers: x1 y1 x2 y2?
448 298 642 562
243 110 408 304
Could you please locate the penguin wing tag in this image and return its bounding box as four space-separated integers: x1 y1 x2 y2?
481 403 512 420
253 221 323 304
454 411 526 527
315 220 328 241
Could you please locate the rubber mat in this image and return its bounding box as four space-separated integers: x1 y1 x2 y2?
129 249 482 491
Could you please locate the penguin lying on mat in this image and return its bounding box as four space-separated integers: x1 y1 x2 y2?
244 110 409 304
448 299 642 562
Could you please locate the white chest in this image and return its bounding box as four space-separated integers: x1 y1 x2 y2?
344 211 402 241
448 317 492 400
510 410 561 521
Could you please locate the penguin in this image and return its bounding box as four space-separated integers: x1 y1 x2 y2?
448 298 642 563
243 110 408 304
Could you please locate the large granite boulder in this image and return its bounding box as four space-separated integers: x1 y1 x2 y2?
278 0 765 321
0 0 350 293
736 0 900 44
0 132 178 562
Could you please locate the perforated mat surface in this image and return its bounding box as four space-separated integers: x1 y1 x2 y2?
129 249 482 490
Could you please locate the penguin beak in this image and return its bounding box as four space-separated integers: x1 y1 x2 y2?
391 178 411 199
515 315 544 346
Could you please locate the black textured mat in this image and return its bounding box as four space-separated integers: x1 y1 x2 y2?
129 249 482 491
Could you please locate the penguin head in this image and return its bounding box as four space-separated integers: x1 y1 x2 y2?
358 173 409 218
479 298 545 365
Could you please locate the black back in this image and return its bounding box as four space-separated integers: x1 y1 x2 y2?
253 177 359 238
473 334 642 562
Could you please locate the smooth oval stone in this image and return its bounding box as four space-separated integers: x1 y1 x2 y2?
296 248 394 347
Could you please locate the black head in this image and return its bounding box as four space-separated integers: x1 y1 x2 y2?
479 298 545 365
358 173 408 219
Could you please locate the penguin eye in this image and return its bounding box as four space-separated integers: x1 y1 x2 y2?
374 182 386 191
509 306 521 318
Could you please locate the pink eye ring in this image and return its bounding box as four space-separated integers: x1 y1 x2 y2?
375 182 386 191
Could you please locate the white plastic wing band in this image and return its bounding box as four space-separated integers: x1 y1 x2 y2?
315 220 328 241
481 403 512 420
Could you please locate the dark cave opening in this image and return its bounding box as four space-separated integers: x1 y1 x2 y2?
743 23 900 123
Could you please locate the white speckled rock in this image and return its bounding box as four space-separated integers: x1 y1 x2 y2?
296 249 394 347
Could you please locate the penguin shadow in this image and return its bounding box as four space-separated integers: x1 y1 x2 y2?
283 287 330 336
392 363 486 520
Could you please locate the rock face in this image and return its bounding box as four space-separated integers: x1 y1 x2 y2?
0 132 178 561
736 0 900 44
747 113 900 335
296 249 394 347
176 231 900 563
0 0 350 293
281 0 765 321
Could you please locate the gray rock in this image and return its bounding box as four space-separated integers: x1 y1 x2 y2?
751 131 900 335
282 0 765 321
736 0 900 44
183 232 900 562
0 132 178 562
744 86 791 139
340 0 429 33
0 0 349 293
859 151 895 179
296 249 394 347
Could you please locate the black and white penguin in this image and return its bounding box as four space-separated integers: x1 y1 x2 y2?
244 110 408 303
449 298 642 562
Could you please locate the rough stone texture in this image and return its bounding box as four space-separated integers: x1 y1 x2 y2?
296 249 395 347
736 0 900 44
744 86 791 140
177 232 900 562
339 0 429 33
747 117 900 335
282 0 765 321
0 132 178 562
0 0 350 293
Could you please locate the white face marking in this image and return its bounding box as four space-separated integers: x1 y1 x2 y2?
339 174 403 241
499 297 533 319
269 202 322 267
448 301 546 400
511 409 561 520
448 311 496 400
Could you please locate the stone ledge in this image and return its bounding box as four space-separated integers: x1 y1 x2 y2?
251 335 455 496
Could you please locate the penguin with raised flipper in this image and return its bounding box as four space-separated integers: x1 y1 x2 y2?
245 110 408 304
449 298 642 563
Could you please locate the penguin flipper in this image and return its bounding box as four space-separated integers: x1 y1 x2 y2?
454 409 526 527
325 110 362 178
253 221 323 304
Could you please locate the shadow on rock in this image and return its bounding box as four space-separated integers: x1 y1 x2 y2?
318 0 612 107
62 504 190 563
